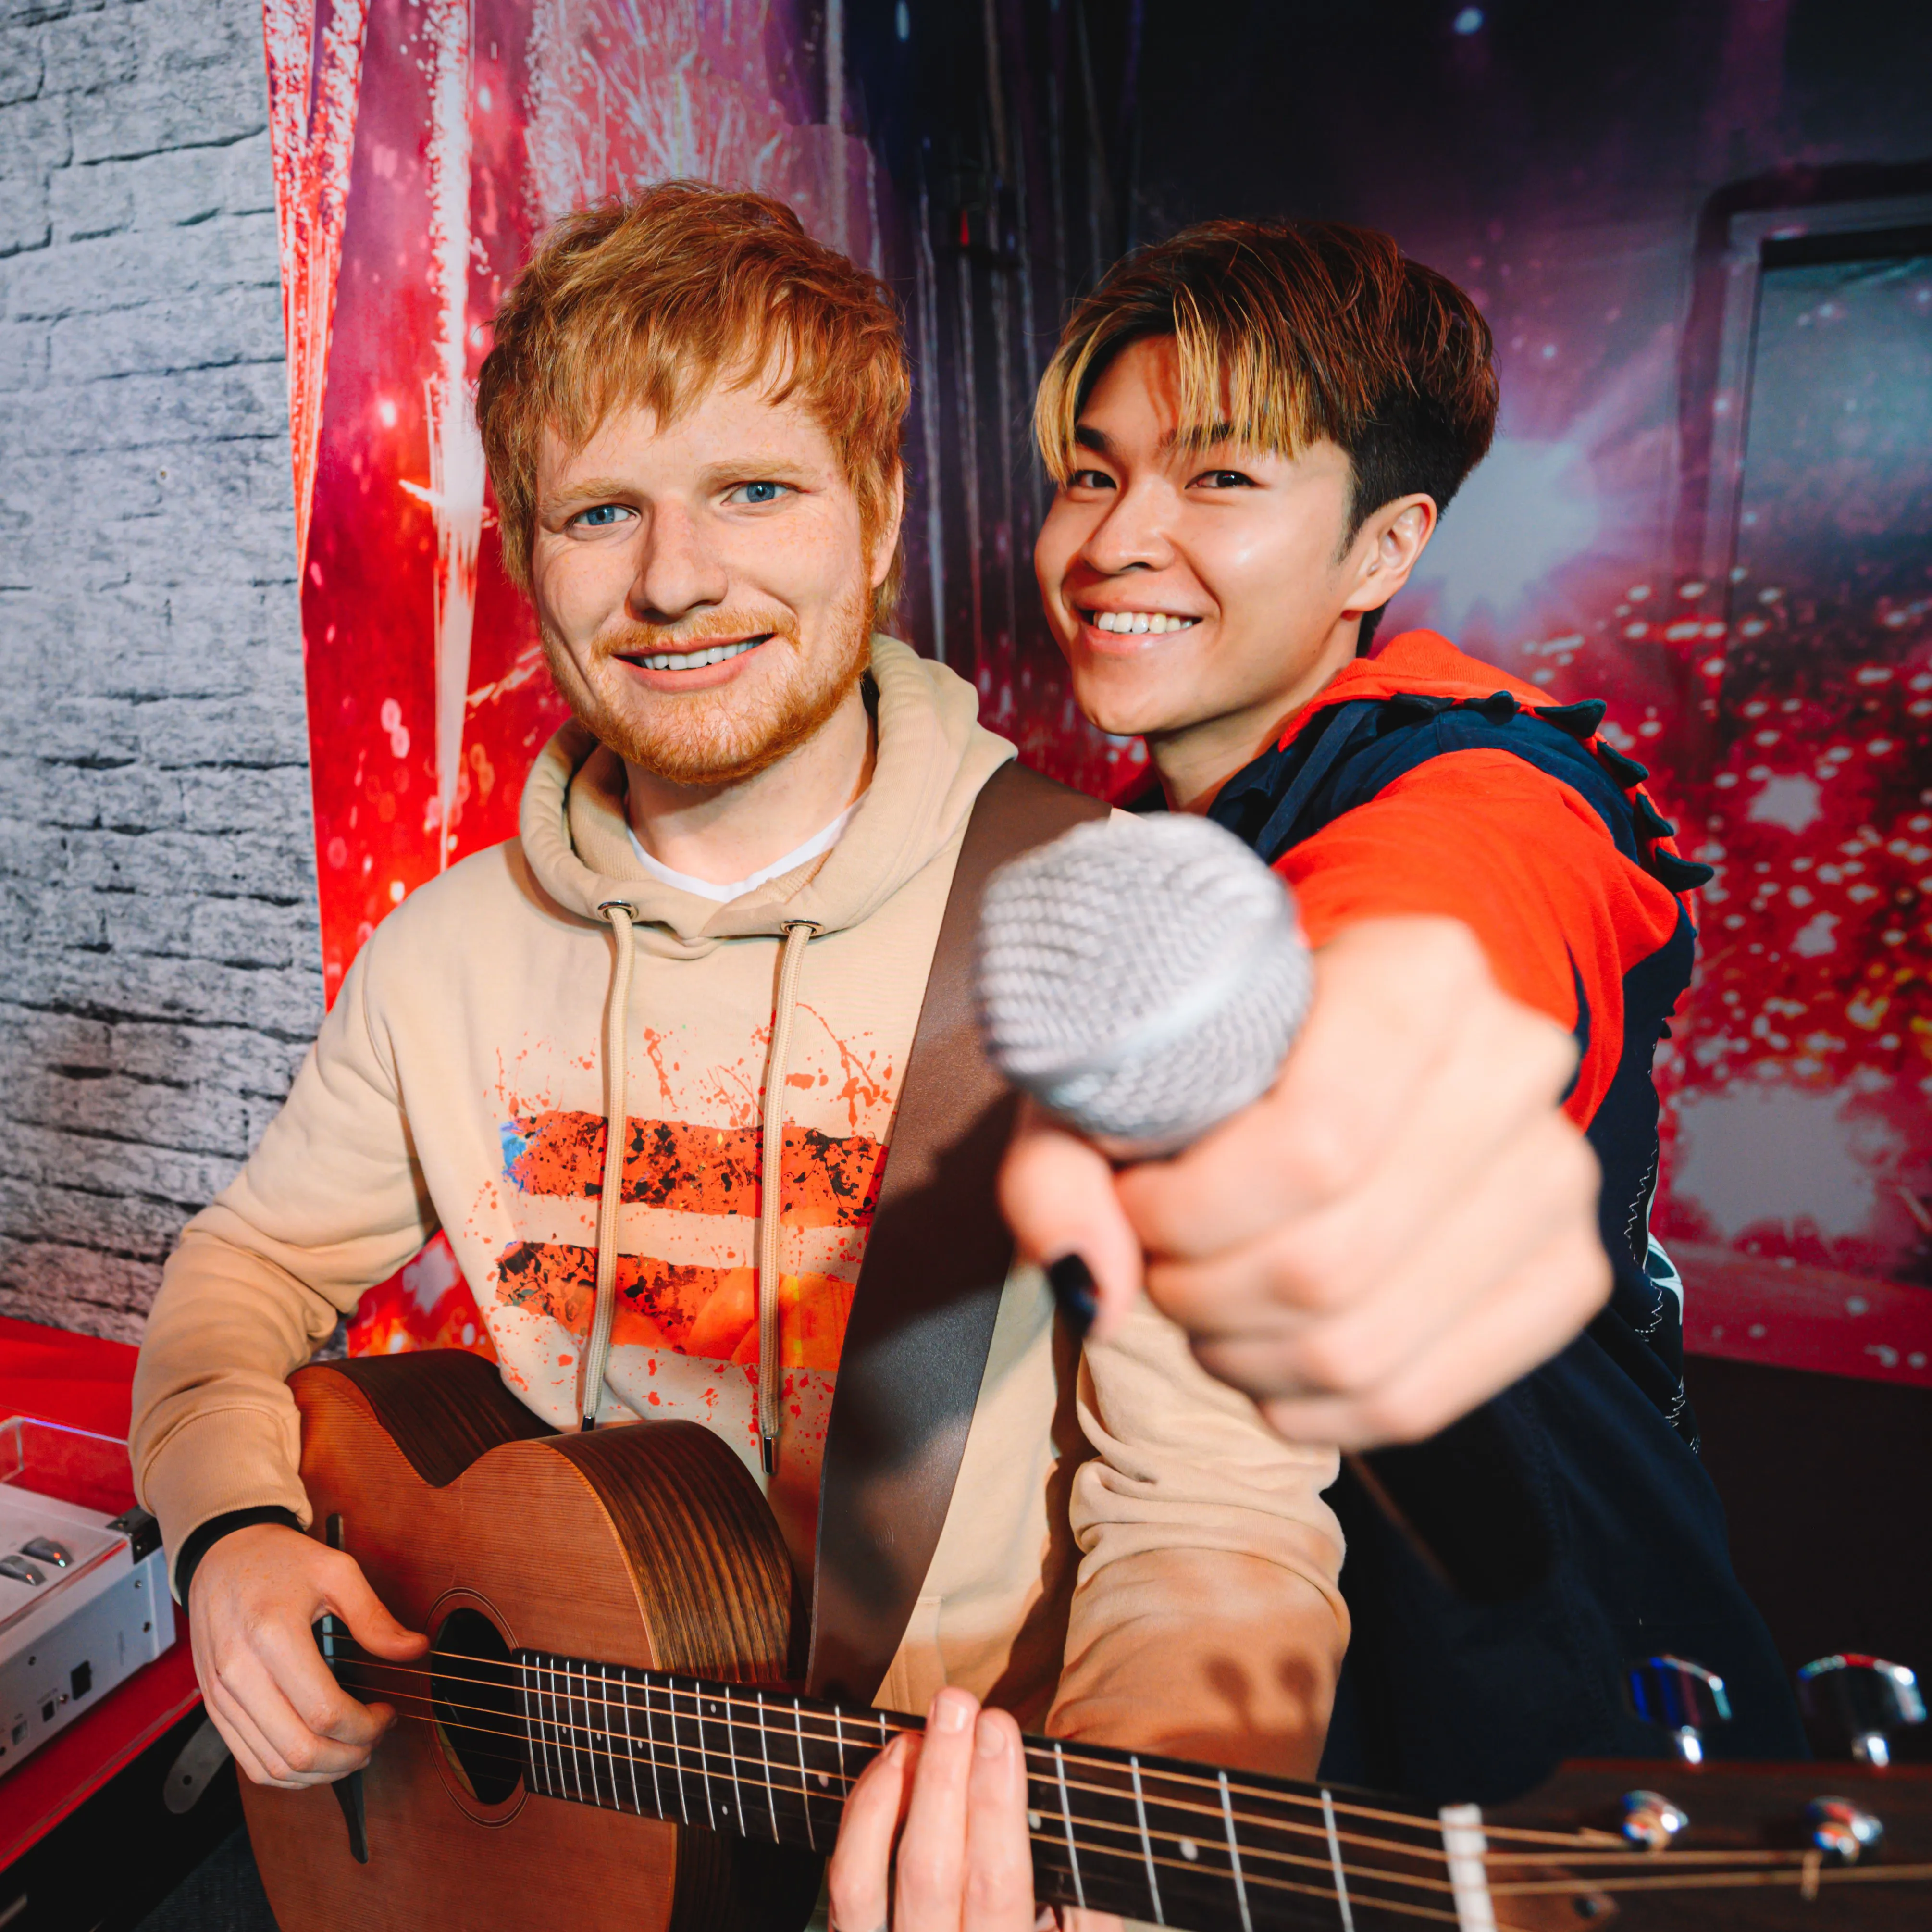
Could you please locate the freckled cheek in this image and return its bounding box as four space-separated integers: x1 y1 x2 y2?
727 511 861 618
535 545 630 643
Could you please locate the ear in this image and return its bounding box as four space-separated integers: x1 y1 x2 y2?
1342 493 1437 616
867 464 907 592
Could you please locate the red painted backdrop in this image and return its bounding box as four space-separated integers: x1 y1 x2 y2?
262 1 1932 1383
265 0 882 1356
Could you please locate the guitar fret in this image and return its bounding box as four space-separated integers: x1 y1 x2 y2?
515 1657 537 1796
756 1689 780 1842
551 1657 570 1804
642 1673 667 1820
598 1665 617 1810
662 1678 690 1823
581 1658 603 1808
534 1655 556 1798
1217 1769 1253 1932
793 1695 816 1850
1128 1754 1164 1925
1053 1740 1087 1911
669 1679 691 1825
1322 1787 1354 1932
561 1658 585 1804
613 1668 642 1816
698 1685 722 1830
569 1658 586 1807
722 1687 743 1834
544 1658 565 1800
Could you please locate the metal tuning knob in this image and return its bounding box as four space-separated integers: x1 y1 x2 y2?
1796 1655 1926 1767
1620 1789 1689 1852
1626 1655 1732 1765
1806 1796 1884 1865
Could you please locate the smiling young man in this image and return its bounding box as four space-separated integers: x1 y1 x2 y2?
998 219 1807 1804
127 187 1351 1925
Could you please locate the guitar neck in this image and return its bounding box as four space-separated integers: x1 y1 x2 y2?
338 1633 1932 1931
498 1649 1449 1931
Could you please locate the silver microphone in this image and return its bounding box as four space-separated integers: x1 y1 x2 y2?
975 813 1314 1154
975 808 1551 1603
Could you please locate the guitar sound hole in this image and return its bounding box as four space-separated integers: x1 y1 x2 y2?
431 1607 524 1807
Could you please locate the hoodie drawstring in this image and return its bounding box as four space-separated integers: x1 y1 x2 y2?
758 919 819 1473
582 900 637 1430
580 903 817 1469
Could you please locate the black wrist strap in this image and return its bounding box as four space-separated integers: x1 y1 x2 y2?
173 1505 303 1606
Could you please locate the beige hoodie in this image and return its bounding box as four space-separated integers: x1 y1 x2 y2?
130 638 1348 1769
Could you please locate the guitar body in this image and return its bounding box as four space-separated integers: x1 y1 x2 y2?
241 1351 823 1932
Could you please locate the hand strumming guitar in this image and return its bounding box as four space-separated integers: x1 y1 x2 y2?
186 1522 428 1789
828 1687 1123 1932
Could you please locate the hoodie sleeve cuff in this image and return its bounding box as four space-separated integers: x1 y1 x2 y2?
173 1506 305 1609
137 1404 313 1601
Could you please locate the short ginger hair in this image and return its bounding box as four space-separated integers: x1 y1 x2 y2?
478 182 909 625
1036 218 1498 565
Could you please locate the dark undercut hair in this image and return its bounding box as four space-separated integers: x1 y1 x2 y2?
1035 219 1499 652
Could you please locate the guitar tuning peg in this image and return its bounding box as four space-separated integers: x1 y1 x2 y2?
1626 1654 1733 1765
1806 1796 1884 1865
1796 1655 1926 1767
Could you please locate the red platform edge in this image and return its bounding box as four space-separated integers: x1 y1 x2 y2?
1677 1244 1932 1386
0 1316 199 1866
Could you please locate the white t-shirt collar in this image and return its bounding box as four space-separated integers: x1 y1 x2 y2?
624 796 864 904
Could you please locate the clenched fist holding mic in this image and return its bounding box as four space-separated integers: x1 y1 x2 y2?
981 816 1606 1453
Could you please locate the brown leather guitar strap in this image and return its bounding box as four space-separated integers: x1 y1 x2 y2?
806 759 1108 1703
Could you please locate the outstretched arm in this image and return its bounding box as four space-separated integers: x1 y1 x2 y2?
1002 749 1676 1447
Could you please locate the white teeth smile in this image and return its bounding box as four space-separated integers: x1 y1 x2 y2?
632 636 765 672
1086 610 1198 635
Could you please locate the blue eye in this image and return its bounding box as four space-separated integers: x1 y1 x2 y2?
575 504 625 527
731 481 787 505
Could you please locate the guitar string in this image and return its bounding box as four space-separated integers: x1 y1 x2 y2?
344 1677 1876 1895
1486 1865 1932 1899
310 1692 1928 1915
328 1641 1464 1850
328 1646 1823 1870
349 1691 1500 1923
332 1647 1805 1871
353 1681 1460 1899
338 1659 1462 1876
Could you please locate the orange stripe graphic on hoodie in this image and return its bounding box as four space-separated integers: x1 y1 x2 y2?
493 1109 882 1372
501 1110 885 1227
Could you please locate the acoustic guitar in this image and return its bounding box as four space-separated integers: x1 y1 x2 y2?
240 1350 1932 1931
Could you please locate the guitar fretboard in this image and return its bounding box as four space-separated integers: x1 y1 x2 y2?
490 1649 1460 1930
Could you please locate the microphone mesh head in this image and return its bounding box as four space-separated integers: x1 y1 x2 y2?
976 814 1314 1151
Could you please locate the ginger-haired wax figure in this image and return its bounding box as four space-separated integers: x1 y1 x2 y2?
996 220 1809 1807
127 185 1349 1929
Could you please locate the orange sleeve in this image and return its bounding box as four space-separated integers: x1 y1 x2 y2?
1276 748 1686 1126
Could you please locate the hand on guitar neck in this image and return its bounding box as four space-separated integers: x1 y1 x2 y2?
829 1686 1121 1932
186 1522 428 1789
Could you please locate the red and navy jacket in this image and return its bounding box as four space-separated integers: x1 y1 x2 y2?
1196 627 1711 1443
1140 629 1804 1803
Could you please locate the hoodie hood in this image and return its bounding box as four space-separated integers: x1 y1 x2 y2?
519 634 1015 958
1277 628 1552 750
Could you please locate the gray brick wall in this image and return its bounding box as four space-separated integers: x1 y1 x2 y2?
0 0 318 1343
